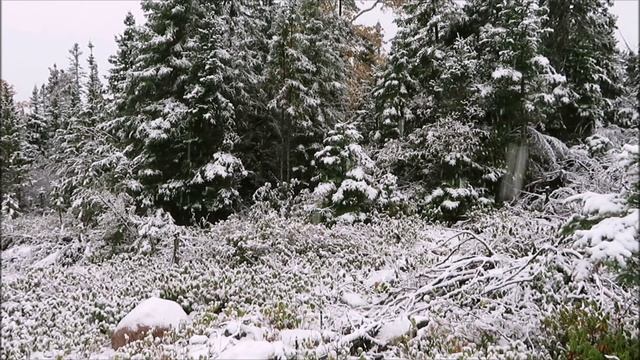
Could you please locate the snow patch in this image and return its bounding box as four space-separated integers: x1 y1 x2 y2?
33 251 59 268
115 297 188 332
492 67 522 81
341 292 367 308
564 192 626 216
279 329 322 347
2 245 33 262
574 209 639 266
216 340 285 360
376 315 412 344
365 269 395 288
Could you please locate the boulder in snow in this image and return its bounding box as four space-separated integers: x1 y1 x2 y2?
111 297 188 349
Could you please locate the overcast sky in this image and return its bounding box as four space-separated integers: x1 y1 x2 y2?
2 0 638 101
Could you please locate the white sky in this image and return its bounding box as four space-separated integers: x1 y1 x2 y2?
2 0 638 101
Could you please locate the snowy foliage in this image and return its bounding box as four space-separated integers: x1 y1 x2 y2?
375 118 501 221
1 0 639 358
3 195 638 359
562 142 639 268
312 123 404 223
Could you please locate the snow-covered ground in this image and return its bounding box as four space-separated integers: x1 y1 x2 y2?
1 140 638 359
1 211 636 358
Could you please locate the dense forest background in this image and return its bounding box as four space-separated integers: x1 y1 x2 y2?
1 0 639 359
2 0 637 227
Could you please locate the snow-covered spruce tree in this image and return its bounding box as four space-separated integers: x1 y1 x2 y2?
183 1 240 161
265 1 299 182
49 43 130 227
120 0 246 224
301 1 349 133
0 80 33 217
123 0 199 223
45 40 138 247
613 51 639 128
376 118 500 222
66 43 84 117
476 0 568 143
108 12 138 100
226 3 277 191
121 0 201 223
471 0 574 203
26 86 49 153
106 11 143 145
370 0 463 142
50 42 99 212
43 64 70 136
85 42 104 119
400 0 464 91
182 1 253 221
429 35 484 121
311 122 378 223
265 0 348 183
543 0 622 138
47 58 82 203
370 46 416 142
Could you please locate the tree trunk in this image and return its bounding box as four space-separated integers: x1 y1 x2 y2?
280 108 286 181
285 113 291 181
173 235 179 265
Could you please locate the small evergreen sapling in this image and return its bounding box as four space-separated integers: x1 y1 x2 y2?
312 123 377 223
312 123 404 223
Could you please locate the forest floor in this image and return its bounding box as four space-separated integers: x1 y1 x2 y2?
1 128 639 359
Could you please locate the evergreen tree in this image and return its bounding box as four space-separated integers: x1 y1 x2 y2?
371 47 416 142
49 41 103 210
430 36 484 120
106 11 144 150
265 0 348 183
312 122 378 223
26 86 49 152
115 0 248 224
122 0 201 223
227 2 280 192
476 0 568 142
108 12 138 98
543 0 621 137
85 42 104 120
44 64 67 132
1 81 32 216
370 0 463 141
180 1 250 220
66 43 84 116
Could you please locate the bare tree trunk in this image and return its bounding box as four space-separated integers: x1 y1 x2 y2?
280 109 286 181
173 235 179 265
285 113 291 181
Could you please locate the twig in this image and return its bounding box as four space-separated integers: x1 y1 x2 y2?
351 0 383 22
